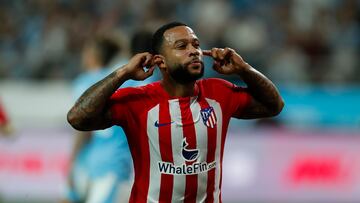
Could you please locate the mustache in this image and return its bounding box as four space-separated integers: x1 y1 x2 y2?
185 58 204 66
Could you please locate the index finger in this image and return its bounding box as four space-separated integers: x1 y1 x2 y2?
202 50 212 56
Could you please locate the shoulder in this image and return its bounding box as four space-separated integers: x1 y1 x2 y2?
198 78 244 91
110 81 160 101
200 78 231 85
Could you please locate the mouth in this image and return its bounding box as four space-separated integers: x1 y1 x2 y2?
188 59 203 68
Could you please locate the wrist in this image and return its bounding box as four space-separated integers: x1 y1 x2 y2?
115 66 131 80
236 63 252 76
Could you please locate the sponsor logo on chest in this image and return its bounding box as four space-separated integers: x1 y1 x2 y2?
158 138 216 175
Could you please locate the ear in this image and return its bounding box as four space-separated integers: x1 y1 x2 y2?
153 55 166 70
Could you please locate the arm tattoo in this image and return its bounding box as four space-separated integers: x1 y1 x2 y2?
67 69 128 130
239 65 284 118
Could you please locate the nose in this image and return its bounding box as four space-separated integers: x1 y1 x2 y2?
189 45 200 57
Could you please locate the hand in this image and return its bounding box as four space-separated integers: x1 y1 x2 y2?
122 52 156 81
203 47 249 75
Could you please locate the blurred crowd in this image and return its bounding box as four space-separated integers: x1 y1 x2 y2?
0 0 359 85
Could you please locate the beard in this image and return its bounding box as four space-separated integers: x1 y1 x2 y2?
168 61 204 84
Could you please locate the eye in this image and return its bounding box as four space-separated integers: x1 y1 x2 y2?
192 40 200 48
175 43 186 49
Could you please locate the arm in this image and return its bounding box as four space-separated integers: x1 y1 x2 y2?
67 52 156 131
66 131 91 188
203 48 284 119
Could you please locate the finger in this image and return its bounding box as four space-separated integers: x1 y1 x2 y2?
211 48 219 60
212 61 223 73
145 54 153 66
222 47 232 60
213 64 232 75
135 53 147 66
217 48 226 60
142 54 153 67
226 48 243 64
136 52 150 60
202 50 212 56
203 48 219 59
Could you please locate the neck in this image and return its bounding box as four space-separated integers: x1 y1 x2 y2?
161 76 196 97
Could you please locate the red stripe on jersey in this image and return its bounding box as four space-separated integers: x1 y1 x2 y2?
218 116 231 203
198 99 217 203
180 97 198 203
128 112 151 203
215 111 231 203
158 101 174 202
0 102 8 125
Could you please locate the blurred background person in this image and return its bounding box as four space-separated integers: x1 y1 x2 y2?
63 29 156 203
63 35 133 203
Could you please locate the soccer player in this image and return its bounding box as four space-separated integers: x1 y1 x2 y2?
67 22 284 203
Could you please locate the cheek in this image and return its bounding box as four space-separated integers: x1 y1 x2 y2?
166 52 181 64
176 49 191 59
172 51 189 65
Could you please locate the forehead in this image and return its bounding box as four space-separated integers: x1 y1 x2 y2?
163 26 198 45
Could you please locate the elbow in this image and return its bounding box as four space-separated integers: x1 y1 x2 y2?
67 109 87 131
271 98 285 116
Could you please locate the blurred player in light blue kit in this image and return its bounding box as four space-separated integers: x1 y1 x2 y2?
63 30 155 203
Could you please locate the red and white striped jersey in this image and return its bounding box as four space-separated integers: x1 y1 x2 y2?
110 78 251 203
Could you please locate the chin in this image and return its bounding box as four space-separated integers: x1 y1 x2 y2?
190 72 204 80
193 68 204 77
188 65 204 75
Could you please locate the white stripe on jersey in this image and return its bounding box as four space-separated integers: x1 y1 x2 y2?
191 100 208 203
147 104 161 203
206 98 223 203
168 98 186 202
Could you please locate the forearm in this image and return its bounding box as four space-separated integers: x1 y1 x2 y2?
67 67 129 130
238 64 284 113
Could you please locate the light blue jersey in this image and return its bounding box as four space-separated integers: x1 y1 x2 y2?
72 65 154 178
73 68 126 180
67 62 158 202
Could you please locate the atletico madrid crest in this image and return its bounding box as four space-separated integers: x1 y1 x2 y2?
200 106 217 128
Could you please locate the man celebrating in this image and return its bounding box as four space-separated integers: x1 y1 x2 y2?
67 22 284 203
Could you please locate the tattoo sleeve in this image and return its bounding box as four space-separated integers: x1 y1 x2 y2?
67 68 129 131
238 64 284 119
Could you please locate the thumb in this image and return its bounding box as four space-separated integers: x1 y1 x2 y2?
212 61 224 73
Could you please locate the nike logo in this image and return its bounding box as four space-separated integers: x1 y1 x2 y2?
154 121 174 127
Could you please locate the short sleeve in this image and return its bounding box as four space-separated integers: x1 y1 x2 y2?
109 87 138 125
204 78 252 118
228 83 252 118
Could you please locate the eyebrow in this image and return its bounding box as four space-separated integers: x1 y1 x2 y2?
173 38 200 45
